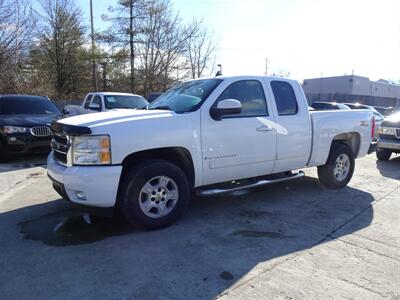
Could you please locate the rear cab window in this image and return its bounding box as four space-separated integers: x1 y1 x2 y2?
271 81 298 115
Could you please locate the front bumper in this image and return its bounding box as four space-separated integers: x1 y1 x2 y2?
377 138 400 152
2 133 51 154
47 153 122 208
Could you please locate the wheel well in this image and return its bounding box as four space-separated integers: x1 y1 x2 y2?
332 132 361 157
120 147 195 187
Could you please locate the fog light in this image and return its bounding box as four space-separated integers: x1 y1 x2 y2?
75 191 87 200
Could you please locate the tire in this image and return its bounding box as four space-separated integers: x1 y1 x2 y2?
376 148 392 161
317 143 355 189
119 160 190 230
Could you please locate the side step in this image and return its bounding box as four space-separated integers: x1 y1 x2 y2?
196 171 305 197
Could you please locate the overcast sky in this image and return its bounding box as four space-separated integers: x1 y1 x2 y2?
56 0 400 81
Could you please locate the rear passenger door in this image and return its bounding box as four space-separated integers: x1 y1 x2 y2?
267 79 312 172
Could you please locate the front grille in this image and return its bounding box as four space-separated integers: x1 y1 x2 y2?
51 131 69 164
31 126 51 137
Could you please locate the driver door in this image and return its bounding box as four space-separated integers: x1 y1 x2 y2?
201 79 277 185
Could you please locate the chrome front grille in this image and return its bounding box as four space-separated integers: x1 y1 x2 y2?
51 131 69 164
30 126 51 137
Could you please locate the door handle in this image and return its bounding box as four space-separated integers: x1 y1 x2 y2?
256 125 273 132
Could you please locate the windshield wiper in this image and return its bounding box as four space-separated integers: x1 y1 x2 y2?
148 105 172 111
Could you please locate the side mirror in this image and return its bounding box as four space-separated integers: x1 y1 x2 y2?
88 103 101 111
210 99 242 120
62 108 69 115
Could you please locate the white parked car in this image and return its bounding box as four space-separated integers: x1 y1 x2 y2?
63 92 148 116
48 76 375 229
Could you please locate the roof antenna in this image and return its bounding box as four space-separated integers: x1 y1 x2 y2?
215 64 222 77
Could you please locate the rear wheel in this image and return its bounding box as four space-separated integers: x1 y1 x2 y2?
376 148 392 161
119 160 190 230
318 143 355 189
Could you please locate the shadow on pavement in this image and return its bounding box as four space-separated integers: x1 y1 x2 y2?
0 176 375 299
376 155 400 180
0 154 48 173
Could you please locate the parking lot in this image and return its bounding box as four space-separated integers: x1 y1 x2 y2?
0 154 399 299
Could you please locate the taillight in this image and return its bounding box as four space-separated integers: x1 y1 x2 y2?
371 116 375 138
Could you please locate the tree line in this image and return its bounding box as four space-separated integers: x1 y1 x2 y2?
0 0 218 100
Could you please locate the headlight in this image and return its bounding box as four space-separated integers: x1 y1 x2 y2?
379 127 396 135
3 126 29 134
71 135 111 165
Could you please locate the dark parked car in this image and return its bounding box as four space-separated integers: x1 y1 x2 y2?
0 95 61 162
376 112 400 161
311 102 351 111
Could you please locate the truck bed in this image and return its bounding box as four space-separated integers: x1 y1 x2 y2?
308 110 373 167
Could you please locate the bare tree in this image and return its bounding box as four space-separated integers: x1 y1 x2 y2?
99 0 217 94
186 25 218 79
0 0 36 92
137 0 200 94
102 0 143 93
32 0 87 99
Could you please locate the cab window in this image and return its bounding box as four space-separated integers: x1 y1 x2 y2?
216 80 268 117
84 94 93 109
90 95 102 110
271 81 298 115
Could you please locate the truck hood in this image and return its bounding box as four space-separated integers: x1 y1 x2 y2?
58 109 174 128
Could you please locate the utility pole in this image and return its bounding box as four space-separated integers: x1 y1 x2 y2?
265 58 269 76
90 0 97 91
129 1 135 93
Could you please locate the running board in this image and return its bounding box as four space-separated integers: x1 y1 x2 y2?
196 171 305 196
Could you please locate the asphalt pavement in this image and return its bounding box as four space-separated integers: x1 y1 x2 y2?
0 154 399 299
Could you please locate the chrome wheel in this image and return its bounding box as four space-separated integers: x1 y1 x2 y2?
334 153 350 181
138 176 179 218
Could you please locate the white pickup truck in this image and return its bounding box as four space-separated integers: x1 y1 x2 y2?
48 76 375 229
63 92 149 116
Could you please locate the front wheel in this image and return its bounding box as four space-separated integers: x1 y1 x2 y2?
119 160 190 230
318 143 355 189
376 148 392 161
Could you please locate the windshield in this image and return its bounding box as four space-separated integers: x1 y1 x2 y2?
148 79 223 113
0 96 60 115
104 95 149 109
